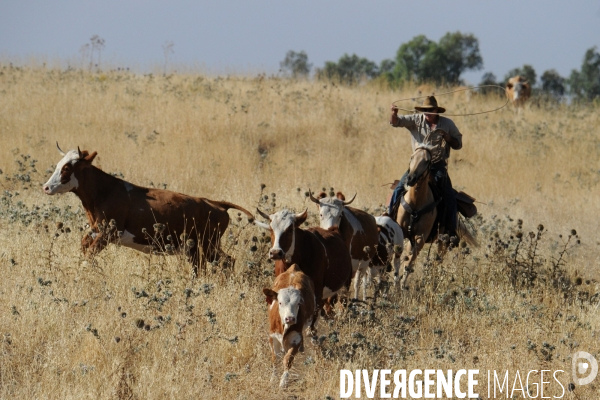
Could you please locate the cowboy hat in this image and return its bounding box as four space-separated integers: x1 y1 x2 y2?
414 96 446 114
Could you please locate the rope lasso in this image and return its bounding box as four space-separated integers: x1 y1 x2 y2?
392 84 510 117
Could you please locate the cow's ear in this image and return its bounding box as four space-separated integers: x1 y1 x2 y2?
294 209 308 226
263 288 278 304
506 83 513 89
84 151 97 163
336 192 346 201
317 191 327 199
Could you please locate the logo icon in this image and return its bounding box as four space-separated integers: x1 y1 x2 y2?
572 351 598 386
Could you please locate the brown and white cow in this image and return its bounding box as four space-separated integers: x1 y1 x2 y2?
309 191 379 300
42 144 254 275
372 215 404 286
506 75 531 108
263 264 316 388
255 208 352 333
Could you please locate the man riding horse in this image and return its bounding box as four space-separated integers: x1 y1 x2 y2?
389 96 462 238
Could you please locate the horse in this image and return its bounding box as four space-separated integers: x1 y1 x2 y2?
394 143 477 289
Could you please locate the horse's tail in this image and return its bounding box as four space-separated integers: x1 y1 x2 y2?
457 217 478 248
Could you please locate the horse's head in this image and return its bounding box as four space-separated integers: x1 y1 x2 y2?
406 145 434 187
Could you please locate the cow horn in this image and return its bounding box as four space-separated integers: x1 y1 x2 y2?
295 209 308 220
56 142 66 156
308 189 321 204
256 208 271 221
343 193 357 206
77 146 83 159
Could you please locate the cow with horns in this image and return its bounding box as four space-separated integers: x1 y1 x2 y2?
42 143 254 275
309 191 379 300
255 208 352 335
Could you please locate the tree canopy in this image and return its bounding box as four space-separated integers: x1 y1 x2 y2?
392 32 482 85
280 50 312 78
540 69 566 98
569 46 600 101
316 53 379 83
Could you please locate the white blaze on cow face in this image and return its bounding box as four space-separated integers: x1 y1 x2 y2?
43 150 80 194
513 82 523 100
317 198 344 229
269 210 297 261
276 286 303 328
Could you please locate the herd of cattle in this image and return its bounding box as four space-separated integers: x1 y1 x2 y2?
37 76 532 387
43 143 406 387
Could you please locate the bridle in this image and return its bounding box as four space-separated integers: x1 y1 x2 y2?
407 146 433 189
401 146 440 240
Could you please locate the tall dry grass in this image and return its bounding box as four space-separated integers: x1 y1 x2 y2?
1 64 599 399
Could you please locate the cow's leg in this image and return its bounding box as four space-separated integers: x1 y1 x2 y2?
269 335 281 383
350 259 361 300
82 231 108 256
200 230 223 273
392 250 402 286
280 332 302 388
368 265 382 301
323 296 336 318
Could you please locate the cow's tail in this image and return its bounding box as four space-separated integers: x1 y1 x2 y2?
213 201 255 223
457 217 478 248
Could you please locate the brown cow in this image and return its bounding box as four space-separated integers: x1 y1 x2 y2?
309 191 379 300
263 264 316 388
506 75 531 108
42 144 254 275
255 208 352 334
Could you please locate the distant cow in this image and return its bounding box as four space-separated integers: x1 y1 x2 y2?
263 264 316 388
42 144 254 275
506 75 531 107
372 215 404 286
255 208 352 334
309 191 378 300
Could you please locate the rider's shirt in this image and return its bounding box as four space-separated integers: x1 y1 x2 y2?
390 113 462 164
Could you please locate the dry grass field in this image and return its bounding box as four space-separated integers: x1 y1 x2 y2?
1 64 599 399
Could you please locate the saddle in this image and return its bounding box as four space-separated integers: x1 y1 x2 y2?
387 180 477 240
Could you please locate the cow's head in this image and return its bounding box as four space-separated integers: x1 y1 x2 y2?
255 208 307 261
43 143 97 195
263 286 304 326
506 76 529 101
309 190 356 229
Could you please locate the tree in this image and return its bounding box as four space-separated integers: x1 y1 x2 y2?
428 31 483 84
280 50 312 79
569 46 600 101
392 32 482 85
392 35 434 82
540 69 566 98
317 53 379 84
504 64 536 86
478 72 500 95
479 72 498 86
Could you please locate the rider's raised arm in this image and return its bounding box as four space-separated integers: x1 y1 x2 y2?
390 105 418 129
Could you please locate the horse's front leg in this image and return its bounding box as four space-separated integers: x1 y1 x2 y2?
399 235 425 290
